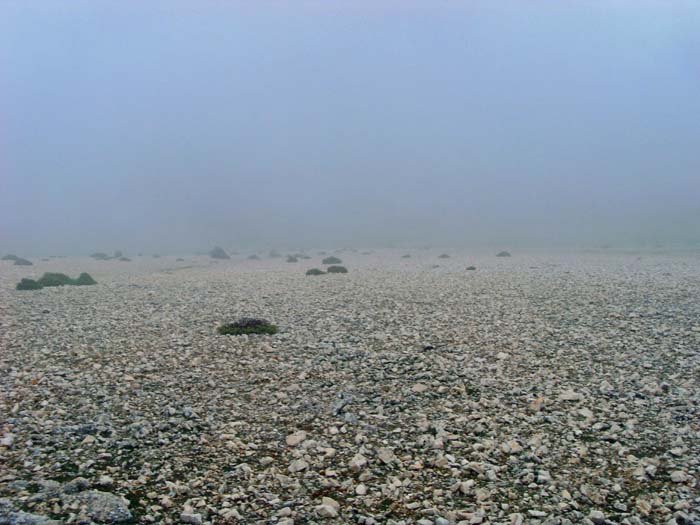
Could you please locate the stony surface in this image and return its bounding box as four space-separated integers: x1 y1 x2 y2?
1 250 699 524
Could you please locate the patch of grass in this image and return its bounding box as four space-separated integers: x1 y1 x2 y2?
217 318 278 336
19 272 97 289
16 278 43 290
37 272 74 287
322 256 342 264
306 268 325 276
14 257 33 266
327 265 348 274
74 272 97 286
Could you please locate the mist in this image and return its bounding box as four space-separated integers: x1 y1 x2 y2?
2 1 699 255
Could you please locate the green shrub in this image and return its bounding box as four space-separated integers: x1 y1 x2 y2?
209 246 230 259
327 265 348 274
248 254 261 260
306 268 325 276
402 254 411 258
322 256 342 264
2 254 19 261
119 257 131 262
286 255 298 263
466 266 476 271
91 252 110 260
14 258 33 266
16 278 43 290
217 318 278 336
74 273 97 286
438 253 450 259
37 273 74 287
269 250 282 258
496 251 511 257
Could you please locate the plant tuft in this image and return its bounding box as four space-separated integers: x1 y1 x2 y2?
217 318 278 336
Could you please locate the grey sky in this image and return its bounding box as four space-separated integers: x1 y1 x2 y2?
2 1 699 254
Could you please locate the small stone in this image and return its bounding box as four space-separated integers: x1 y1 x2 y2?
288 459 309 472
558 390 583 402
180 512 203 525
670 471 688 483
286 431 307 447
349 454 368 472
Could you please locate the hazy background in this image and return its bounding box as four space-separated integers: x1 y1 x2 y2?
2 1 699 255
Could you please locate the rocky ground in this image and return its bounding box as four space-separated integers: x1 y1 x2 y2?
1 250 699 525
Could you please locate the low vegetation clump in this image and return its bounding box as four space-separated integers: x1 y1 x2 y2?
217 318 278 336
306 268 325 276
37 273 74 287
438 253 450 259
402 254 411 258
466 266 477 270
74 272 97 286
2 254 19 261
286 255 298 263
176 258 185 262
248 254 261 260
15 272 97 290
269 250 282 258
322 256 342 264
327 265 348 274
496 251 512 257
209 246 230 259
14 257 33 266
16 278 42 290
119 257 131 262
91 252 110 260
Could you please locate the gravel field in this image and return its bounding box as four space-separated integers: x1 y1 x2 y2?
1 250 699 525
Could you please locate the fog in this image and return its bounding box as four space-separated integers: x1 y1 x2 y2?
2 1 699 255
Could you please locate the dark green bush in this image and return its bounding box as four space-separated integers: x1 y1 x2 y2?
438 253 450 259
14 258 33 266
496 251 511 257
466 266 477 271
176 257 185 262
2 254 19 261
248 254 261 260
119 257 131 262
402 254 411 258
37 273 74 287
322 256 342 264
286 255 298 263
74 273 97 286
306 268 325 276
91 252 110 260
16 278 43 290
327 265 348 274
114 250 123 258
209 246 230 259
217 318 278 336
